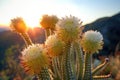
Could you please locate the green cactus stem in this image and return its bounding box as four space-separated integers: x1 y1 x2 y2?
50 29 55 35
62 43 76 80
93 78 113 80
20 33 32 46
83 53 93 80
52 57 61 79
70 43 77 79
59 55 64 79
38 68 51 80
57 56 63 75
93 74 112 80
74 42 84 80
92 58 109 75
45 29 51 39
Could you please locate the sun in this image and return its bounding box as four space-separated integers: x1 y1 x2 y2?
24 18 40 29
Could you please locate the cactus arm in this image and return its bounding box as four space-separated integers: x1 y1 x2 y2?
60 55 65 79
93 78 113 80
83 53 93 80
38 68 51 80
93 74 112 80
92 58 109 76
50 29 55 35
45 29 51 39
70 43 76 77
62 43 76 80
74 42 84 80
52 57 61 79
20 33 32 46
48 69 55 79
57 56 62 74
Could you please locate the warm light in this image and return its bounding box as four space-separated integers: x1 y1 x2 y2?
0 0 89 28
24 18 40 28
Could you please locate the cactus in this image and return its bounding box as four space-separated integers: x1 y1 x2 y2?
10 15 112 80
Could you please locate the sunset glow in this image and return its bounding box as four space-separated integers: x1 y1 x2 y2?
0 0 120 28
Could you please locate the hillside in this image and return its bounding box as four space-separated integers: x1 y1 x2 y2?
0 26 10 32
84 12 120 56
0 28 45 50
0 28 45 70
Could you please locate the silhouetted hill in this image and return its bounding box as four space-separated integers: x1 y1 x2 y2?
84 12 120 56
0 27 45 53
0 26 10 32
0 27 45 70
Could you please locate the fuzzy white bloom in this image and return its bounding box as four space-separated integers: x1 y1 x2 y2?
45 35 64 57
56 15 82 43
20 44 50 75
81 30 103 54
84 31 103 42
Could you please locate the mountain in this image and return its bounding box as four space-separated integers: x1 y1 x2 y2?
0 27 45 53
0 27 45 70
84 12 120 56
0 26 10 32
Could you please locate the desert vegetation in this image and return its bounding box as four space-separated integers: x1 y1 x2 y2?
0 13 120 80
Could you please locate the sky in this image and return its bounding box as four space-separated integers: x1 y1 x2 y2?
0 0 120 27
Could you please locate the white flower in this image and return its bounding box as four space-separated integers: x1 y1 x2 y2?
45 35 64 57
56 15 82 43
20 44 50 75
81 30 103 54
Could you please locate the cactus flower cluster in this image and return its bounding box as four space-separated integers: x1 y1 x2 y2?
10 15 112 80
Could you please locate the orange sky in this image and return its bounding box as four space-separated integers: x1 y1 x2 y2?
0 0 120 28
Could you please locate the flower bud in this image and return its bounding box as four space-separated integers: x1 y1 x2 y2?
45 35 64 57
10 17 27 33
81 30 103 54
56 15 82 43
20 44 50 75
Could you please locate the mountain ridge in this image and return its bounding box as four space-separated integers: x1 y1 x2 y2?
84 12 120 56
0 26 10 32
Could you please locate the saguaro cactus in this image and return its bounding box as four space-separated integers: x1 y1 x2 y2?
10 15 112 80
